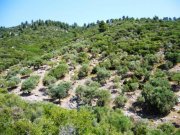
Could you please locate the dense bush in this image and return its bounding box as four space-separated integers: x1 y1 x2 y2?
78 64 89 79
123 80 139 92
7 76 21 89
48 62 68 79
21 75 40 93
28 57 43 69
170 72 180 84
43 74 57 86
48 82 71 102
158 123 175 135
5 65 21 79
114 95 127 108
77 52 89 63
19 67 33 76
76 81 110 106
142 77 177 115
96 67 110 84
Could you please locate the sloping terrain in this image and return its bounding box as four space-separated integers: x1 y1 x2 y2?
0 18 180 134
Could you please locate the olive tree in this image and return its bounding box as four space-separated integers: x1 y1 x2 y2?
21 76 40 93
48 62 68 79
142 77 177 115
48 82 71 102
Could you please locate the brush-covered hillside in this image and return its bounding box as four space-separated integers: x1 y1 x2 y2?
0 17 180 135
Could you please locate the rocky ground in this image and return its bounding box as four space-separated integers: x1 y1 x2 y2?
7 53 180 126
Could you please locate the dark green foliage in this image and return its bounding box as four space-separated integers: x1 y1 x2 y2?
21 75 40 93
48 82 71 101
142 77 177 115
48 62 68 79
98 21 107 32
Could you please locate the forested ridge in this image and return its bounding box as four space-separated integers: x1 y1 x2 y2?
0 16 180 135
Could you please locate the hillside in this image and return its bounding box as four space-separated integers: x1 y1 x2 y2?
0 17 180 135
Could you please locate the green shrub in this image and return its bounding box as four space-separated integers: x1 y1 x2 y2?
123 81 139 92
43 75 57 86
21 76 40 93
170 72 180 84
78 64 89 79
0 78 7 88
99 59 111 69
48 82 71 102
129 82 139 91
28 57 43 69
19 67 33 76
76 81 110 106
77 52 89 63
6 65 21 79
158 123 175 135
7 77 21 88
117 66 129 75
96 67 110 84
142 78 177 115
48 62 68 79
13 119 41 135
133 122 149 135
114 95 127 108
96 89 110 107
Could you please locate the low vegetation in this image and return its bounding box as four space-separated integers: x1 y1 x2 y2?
0 17 180 134
48 81 71 102
21 75 40 93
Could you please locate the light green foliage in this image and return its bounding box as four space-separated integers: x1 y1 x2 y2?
133 122 149 135
76 81 110 106
48 62 68 79
43 74 57 86
28 57 43 69
13 119 41 135
78 64 89 79
96 67 110 84
48 81 71 101
158 123 175 135
0 17 180 134
96 89 111 106
21 75 40 93
114 95 127 108
77 52 89 63
7 76 21 88
123 80 139 92
19 67 32 76
5 65 21 79
171 72 180 84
